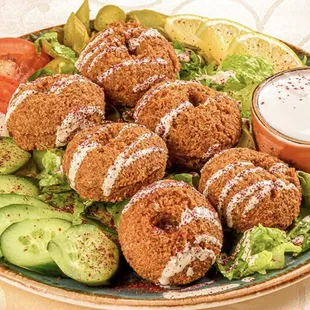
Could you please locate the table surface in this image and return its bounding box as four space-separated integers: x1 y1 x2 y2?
1 0 310 309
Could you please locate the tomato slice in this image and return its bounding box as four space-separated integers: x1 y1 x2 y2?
0 38 50 82
0 76 19 113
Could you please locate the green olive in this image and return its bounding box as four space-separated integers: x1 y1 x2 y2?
94 5 126 31
64 12 89 54
126 10 168 33
76 0 90 34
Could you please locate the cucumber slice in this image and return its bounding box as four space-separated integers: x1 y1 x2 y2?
0 203 73 257
0 204 73 238
1 218 71 275
48 224 119 286
0 194 48 209
0 137 31 175
15 158 38 178
0 175 39 196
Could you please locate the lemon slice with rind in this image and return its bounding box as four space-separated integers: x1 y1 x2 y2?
196 18 253 63
164 14 208 47
228 32 304 73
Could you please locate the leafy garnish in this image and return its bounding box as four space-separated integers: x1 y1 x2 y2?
298 171 310 207
37 149 66 187
217 225 301 280
34 32 77 63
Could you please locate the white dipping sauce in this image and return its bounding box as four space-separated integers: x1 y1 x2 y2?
257 70 310 142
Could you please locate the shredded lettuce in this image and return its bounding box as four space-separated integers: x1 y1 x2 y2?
217 225 301 280
37 150 66 187
106 200 129 228
34 32 77 63
173 41 215 81
218 54 274 118
167 172 200 188
237 120 256 150
288 214 310 254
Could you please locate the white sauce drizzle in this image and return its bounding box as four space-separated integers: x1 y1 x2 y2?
122 180 190 214
101 132 163 197
5 89 37 123
269 162 289 174
48 75 90 94
68 125 113 189
217 167 264 213
203 162 253 196
128 28 164 51
87 45 128 73
97 58 168 82
132 74 166 93
180 206 221 229
201 143 221 160
158 235 219 285
155 101 193 140
55 106 105 147
76 28 115 70
226 179 298 227
163 283 240 299
134 80 201 120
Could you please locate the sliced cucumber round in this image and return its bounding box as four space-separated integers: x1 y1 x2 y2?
0 137 31 175
48 224 119 286
0 175 39 197
1 218 71 275
0 194 48 209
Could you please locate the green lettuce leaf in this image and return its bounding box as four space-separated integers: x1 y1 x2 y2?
37 149 66 187
28 68 54 81
219 54 274 118
167 173 200 188
173 41 215 81
217 225 301 280
288 216 310 253
106 200 129 228
34 32 77 63
298 171 310 207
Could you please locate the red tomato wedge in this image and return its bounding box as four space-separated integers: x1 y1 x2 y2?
0 38 50 82
0 76 19 113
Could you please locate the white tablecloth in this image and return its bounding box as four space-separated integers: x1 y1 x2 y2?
1 0 310 309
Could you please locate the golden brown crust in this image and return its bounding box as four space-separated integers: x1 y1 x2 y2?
63 123 168 202
119 180 223 285
6 74 106 150
134 81 242 170
77 21 180 107
198 148 302 232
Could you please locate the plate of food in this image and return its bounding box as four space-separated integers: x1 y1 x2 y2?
0 0 310 309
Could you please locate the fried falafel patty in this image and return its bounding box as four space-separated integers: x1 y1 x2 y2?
76 21 180 107
119 180 223 286
199 148 302 232
63 123 168 202
134 80 242 170
5 74 106 150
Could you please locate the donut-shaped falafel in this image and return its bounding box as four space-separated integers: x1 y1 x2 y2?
119 180 223 286
76 21 180 107
199 148 302 232
6 74 106 150
63 123 168 202
134 80 242 170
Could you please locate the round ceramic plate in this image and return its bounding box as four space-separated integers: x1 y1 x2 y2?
0 24 310 310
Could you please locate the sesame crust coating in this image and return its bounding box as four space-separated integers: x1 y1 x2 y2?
199 148 302 232
134 80 242 170
76 21 180 107
6 74 106 150
119 180 223 285
63 123 168 202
